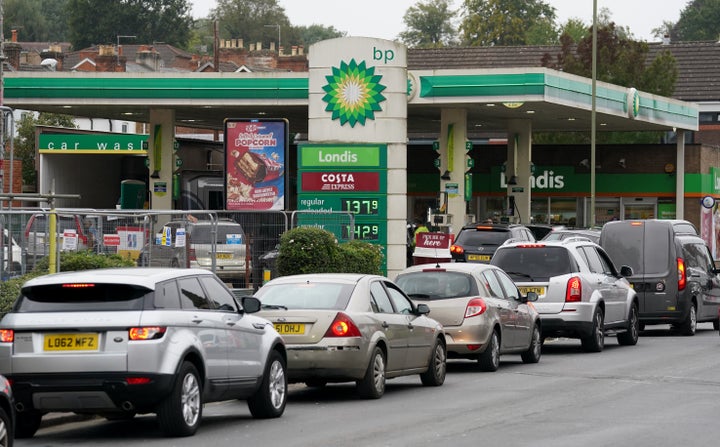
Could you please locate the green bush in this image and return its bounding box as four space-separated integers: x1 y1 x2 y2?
276 227 383 276
0 251 136 318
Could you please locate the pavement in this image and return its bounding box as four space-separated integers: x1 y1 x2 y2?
40 412 98 430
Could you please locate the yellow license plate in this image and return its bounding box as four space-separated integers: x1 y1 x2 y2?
216 253 233 260
519 286 546 295
44 333 99 351
467 254 491 261
274 323 305 335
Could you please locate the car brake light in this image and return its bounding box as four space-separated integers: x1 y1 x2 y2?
677 257 686 291
566 276 582 302
465 298 487 318
475 226 493 230
129 327 167 340
324 312 362 337
126 377 152 385
450 245 464 255
0 329 14 343
62 283 96 288
517 244 545 248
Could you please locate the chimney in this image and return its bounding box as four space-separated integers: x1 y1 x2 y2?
291 46 298 56
662 34 671 45
256 42 262 51
11 29 17 43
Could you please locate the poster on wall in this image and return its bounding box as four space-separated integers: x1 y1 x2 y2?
224 118 288 210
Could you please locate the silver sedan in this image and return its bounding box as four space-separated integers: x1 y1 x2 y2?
254 273 447 399
396 263 541 371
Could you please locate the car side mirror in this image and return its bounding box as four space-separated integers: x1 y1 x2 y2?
522 291 538 302
240 296 261 313
620 265 633 277
415 303 431 315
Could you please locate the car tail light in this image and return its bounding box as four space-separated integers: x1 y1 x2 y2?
62 283 95 288
324 312 362 337
517 244 545 248
465 298 488 318
565 276 582 302
466 344 482 351
129 327 167 340
126 377 152 385
450 245 464 255
677 257 686 291
0 329 14 343
189 247 197 261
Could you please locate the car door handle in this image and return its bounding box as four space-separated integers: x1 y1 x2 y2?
407 323 414 329
191 318 203 324
382 322 389 328
224 320 236 327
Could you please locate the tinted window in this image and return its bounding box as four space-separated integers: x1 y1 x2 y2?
257 282 353 310
492 246 574 281
580 246 605 274
190 224 244 244
600 224 645 275
457 229 511 246
178 277 212 310
683 242 713 271
370 281 395 313
16 284 150 312
644 224 672 274
199 275 236 311
154 280 181 309
395 271 474 299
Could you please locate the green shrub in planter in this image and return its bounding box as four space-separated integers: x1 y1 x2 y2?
277 227 340 276
337 240 383 275
0 271 44 319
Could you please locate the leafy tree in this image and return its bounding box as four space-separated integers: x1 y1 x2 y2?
14 112 77 189
291 24 346 48
459 0 556 46
399 0 457 48
558 18 589 44
672 0 720 41
66 0 193 50
211 0 291 50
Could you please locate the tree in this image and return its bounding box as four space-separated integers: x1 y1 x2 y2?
211 0 291 50
14 112 77 189
459 0 556 46
290 24 345 48
66 0 193 50
399 0 458 48
558 18 589 44
672 0 720 41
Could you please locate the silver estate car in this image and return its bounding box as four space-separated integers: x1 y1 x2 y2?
0 268 287 438
396 263 542 372
254 273 447 399
491 239 639 352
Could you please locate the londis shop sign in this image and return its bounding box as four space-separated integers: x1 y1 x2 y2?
39 133 147 153
493 166 575 192
298 144 386 168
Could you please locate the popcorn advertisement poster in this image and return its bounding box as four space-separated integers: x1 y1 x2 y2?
224 119 288 211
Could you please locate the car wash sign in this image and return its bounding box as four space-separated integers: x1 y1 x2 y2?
39 133 148 154
297 143 387 243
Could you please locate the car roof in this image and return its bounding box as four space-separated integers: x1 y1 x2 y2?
398 262 501 274
22 267 215 289
499 238 597 249
461 222 524 230
264 273 383 285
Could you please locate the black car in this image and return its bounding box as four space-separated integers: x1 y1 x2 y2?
0 374 14 447
450 223 535 263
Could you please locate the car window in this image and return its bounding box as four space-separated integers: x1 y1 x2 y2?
199 275 237 311
16 283 150 312
370 281 395 313
257 282 353 309
178 277 213 310
395 271 474 299
482 270 505 298
154 280 182 309
458 229 510 246
596 248 618 275
492 246 574 281
683 242 713 271
579 246 605 274
494 270 520 300
385 282 413 314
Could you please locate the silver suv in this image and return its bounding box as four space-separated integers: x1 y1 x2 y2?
0 268 287 438
490 238 639 352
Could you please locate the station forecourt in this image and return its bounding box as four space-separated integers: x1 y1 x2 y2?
2 37 699 278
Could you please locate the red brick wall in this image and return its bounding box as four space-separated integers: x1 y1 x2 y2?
0 159 23 207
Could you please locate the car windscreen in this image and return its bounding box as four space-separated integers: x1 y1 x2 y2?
491 246 574 281
457 229 510 246
190 225 243 244
395 271 477 299
15 284 151 312
256 282 354 310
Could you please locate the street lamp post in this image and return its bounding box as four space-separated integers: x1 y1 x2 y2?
116 34 137 68
264 24 280 53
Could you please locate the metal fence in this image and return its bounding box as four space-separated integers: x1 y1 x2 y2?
0 208 354 290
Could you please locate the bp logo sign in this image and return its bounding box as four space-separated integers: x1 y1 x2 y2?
322 59 386 127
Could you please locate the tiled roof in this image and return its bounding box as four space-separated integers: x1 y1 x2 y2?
408 41 720 103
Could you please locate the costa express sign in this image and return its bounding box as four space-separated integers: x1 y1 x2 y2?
300 172 382 192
